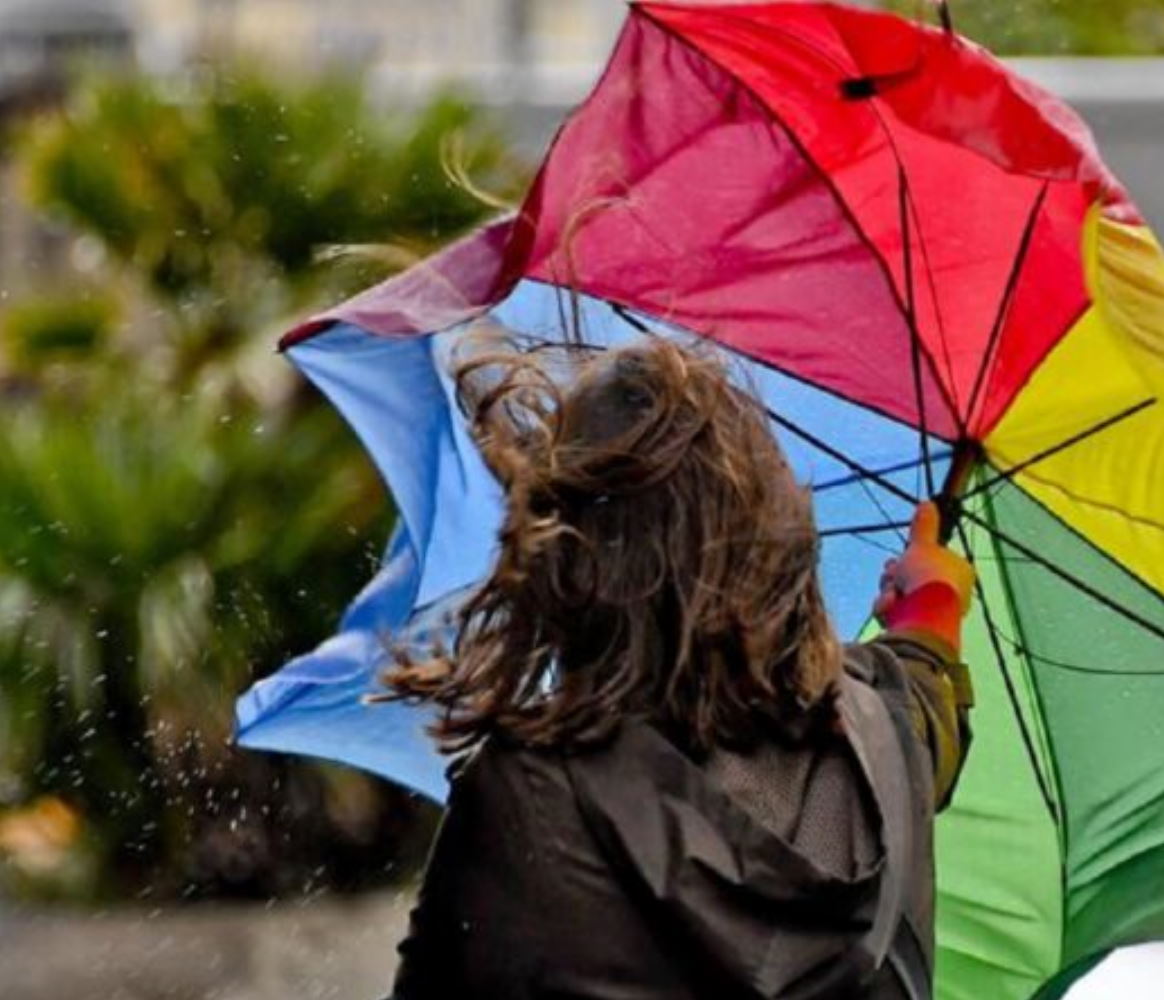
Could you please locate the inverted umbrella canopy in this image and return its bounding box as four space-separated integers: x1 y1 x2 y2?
236 3 1164 998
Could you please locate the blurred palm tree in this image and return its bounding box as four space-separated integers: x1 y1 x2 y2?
22 71 521 383
0 68 524 900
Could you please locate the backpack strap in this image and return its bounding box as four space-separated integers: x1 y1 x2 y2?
837 671 912 971
839 651 933 1000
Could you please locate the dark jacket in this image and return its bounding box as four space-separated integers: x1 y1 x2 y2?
390 636 973 1000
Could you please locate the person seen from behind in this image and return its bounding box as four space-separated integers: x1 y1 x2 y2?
383 338 976 999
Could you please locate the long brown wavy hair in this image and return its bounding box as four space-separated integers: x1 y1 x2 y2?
380 336 842 755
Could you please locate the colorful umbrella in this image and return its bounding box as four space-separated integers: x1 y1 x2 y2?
235 3 1164 998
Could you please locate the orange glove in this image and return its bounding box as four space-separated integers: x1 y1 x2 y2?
873 502 976 654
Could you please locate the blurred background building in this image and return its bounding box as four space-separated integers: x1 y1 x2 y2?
1 1 1161 219
0 1 131 286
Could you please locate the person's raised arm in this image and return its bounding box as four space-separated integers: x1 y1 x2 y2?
869 501 976 809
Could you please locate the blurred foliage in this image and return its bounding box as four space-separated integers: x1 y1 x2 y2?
0 69 523 901
887 0 1164 55
2 294 116 368
21 71 523 384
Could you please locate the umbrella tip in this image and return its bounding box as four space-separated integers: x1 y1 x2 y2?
938 1 955 34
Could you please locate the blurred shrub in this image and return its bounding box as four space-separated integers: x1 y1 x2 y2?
2 295 115 367
0 69 523 901
20 71 523 384
887 0 1164 55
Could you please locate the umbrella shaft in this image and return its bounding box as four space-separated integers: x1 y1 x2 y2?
936 440 981 544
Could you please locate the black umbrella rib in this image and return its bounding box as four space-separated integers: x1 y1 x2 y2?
819 521 911 538
993 630 1164 677
963 183 1050 429
517 333 605 354
1025 649 1164 678
938 1 955 33
762 406 917 506
859 477 910 546
976 501 1070 834
967 398 1157 498
960 508 1164 642
856 97 965 437
610 302 952 443
612 303 655 336
815 453 950 494
612 302 924 518
901 184 963 434
955 521 1061 822
647 11 966 442
1013 471 1164 536
899 167 937 498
